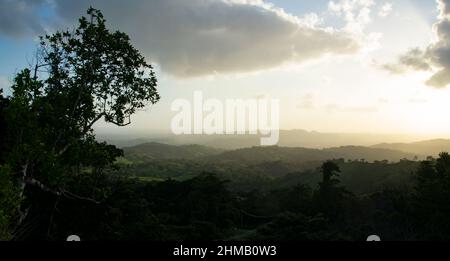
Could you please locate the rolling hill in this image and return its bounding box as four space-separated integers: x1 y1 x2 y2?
371 139 450 157
121 142 421 194
203 145 420 164
123 142 224 162
123 142 420 164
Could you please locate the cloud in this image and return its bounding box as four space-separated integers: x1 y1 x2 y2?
0 0 48 37
1 0 361 77
298 93 380 113
297 93 315 109
385 0 450 88
378 97 389 104
325 103 378 113
408 98 428 104
378 3 392 18
298 12 324 28
383 48 432 73
328 0 375 34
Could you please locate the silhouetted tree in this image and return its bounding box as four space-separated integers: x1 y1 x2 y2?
0 8 159 239
321 160 341 185
413 152 450 239
315 161 354 223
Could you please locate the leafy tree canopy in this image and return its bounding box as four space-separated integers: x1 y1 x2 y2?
0 7 159 239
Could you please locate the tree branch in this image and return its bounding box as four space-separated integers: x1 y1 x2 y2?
60 189 101 204
108 115 132 127
23 177 61 196
21 177 101 204
84 112 106 133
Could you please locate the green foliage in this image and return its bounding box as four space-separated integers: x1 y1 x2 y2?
255 213 347 241
123 143 223 162
38 173 238 240
4 150 450 241
412 152 450 239
0 8 159 239
0 165 20 240
142 173 238 240
205 145 417 164
38 8 159 128
121 144 420 195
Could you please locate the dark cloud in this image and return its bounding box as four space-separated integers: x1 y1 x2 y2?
398 49 432 71
53 0 361 77
383 48 431 74
1 0 361 77
0 0 48 37
386 0 450 88
439 0 450 16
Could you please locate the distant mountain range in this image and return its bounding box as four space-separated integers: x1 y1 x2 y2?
100 129 448 150
371 139 450 157
102 129 450 157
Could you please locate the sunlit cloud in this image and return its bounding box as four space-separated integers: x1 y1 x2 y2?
325 103 378 113
378 3 393 18
384 0 450 88
296 93 315 109
328 0 375 34
408 98 428 104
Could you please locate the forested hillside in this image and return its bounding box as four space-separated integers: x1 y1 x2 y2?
119 143 420 194
123 142 224 162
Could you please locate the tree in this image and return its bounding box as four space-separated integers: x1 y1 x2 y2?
0 89 8 164
321 160 341 185
314 161 354 223
0 165 20 240
413 152 450 239
0 8 159 238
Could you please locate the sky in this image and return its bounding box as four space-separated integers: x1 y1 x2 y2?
1 0 450 138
